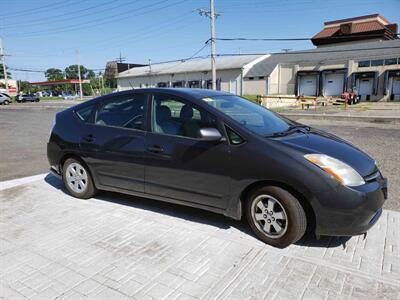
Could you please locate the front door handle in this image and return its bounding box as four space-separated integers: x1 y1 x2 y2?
82 134 96 143
147 145 164 154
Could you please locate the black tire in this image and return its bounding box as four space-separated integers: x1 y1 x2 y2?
4 100 9 105
62 158 97 199
245 186 307 248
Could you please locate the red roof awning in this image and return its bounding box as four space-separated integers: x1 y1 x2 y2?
30 79 90 86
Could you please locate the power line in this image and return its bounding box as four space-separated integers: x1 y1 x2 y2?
3 0 128 29
4 0 89 19
6 0 188 38
215 33 400 42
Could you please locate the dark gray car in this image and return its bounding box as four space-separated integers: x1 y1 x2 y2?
16 94 40 103
47 88 387 247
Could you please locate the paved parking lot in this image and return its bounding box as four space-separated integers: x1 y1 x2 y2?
1 175 399 299
1 102 400 299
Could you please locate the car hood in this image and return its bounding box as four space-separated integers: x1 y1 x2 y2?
277 129 376 177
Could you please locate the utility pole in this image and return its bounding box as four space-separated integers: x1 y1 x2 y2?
0 38 9 94
196 1 220 90
148 59 152 87
76 49 83 100
116 52 126 63
210 0 216 90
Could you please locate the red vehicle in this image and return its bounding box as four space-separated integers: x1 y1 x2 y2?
341 89 360 105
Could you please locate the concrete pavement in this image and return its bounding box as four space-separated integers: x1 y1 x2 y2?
1 175 399 299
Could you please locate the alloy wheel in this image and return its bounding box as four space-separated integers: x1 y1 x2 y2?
65 162 88 194
251 194 288 239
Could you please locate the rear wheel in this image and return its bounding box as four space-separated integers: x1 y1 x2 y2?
63 158 96 199
3 100 9 105
245 186 307 248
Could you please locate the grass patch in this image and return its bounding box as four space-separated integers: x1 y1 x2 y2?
242 95 259 103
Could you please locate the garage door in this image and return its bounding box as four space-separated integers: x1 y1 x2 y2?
324 73 345 96
299 75 317 96
358 78 373 95
392 78 400 95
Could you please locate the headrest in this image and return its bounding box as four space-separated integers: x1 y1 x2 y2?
156 105 172 123
180 104 194 120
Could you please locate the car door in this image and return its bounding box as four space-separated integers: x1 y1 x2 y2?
144 92 231 209
79 92 148 193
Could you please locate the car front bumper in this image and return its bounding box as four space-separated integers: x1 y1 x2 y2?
314 176 387 237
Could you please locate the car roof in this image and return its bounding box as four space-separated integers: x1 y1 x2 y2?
69 88 234 112
118 88 233 100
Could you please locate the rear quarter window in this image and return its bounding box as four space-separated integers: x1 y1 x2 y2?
75 105 94 122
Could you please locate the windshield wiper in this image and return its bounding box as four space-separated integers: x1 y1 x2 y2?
267 125 311 137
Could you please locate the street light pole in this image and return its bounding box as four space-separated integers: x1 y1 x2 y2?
0 38 9 94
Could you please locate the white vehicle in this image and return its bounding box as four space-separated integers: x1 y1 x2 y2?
0 92 11 105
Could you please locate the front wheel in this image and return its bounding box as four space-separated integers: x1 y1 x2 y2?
245 186 307 248
63 158 97 199
3 100 9 105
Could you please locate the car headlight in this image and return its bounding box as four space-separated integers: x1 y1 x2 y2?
304 154 365 187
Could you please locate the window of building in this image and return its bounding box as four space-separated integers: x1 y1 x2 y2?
358 60 370 67
258 76 265 80
384 58 398 65
248 77 254 80
371 59 384 66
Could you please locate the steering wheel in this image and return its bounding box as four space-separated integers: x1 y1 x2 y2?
123 114 143 128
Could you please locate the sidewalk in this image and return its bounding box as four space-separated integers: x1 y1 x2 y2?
275 102 400 123
1 175 399 299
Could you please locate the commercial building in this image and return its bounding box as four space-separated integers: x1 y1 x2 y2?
117 14 399 101
248 39 400 101
117 54 269 95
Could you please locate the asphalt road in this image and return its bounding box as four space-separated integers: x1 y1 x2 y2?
1 103 399 210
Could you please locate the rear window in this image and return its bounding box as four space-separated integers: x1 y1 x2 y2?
75 105 94 122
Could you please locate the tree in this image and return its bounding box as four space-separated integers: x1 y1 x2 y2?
65 64 94 80
45 68 64 81
0 64 12 79
17 80 38 94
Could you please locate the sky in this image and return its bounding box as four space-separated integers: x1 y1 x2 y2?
1 0 399 82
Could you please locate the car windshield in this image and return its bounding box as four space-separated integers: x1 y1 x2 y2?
202 95 294 136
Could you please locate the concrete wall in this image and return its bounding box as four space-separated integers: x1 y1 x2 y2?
243 78 267 95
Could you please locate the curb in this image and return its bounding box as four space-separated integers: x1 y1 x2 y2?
0 173 48 191
280 113 400 123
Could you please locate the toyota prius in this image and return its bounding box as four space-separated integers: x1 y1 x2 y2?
47 88 387 247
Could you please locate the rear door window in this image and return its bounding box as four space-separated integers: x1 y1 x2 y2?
95 93 147 130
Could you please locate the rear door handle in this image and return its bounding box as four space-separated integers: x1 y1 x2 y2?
147 145 164 154
82 134 95 143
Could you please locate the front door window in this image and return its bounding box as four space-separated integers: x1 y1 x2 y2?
151 93 218 138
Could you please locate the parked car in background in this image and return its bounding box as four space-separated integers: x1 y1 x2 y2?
47 88 387 248
16 94 40 103
0 92 11 105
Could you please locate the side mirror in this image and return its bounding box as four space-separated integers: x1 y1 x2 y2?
199 128 224 142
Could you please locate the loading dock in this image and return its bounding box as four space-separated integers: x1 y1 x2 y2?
384 70 400 101
296 71 319 96
351 72 378 101
321 69 347 96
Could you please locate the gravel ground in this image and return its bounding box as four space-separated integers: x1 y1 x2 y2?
0 106 399 210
